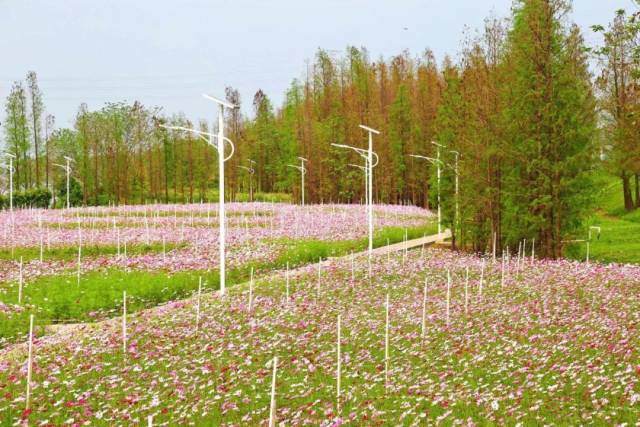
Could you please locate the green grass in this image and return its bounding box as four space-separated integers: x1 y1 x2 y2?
0 223 437 345
566 173 640 265
0 242 186 262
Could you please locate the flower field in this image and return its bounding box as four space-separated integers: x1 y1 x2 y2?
0 203 435 345
1 237 640 425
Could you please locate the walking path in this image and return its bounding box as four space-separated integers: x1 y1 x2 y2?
370 229 452 256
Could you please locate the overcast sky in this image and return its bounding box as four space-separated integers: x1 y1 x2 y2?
0 0 635 128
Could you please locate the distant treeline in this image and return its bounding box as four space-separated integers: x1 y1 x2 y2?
2 0 640 258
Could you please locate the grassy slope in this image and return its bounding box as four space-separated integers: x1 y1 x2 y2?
0 223 437 344
567 174 640 265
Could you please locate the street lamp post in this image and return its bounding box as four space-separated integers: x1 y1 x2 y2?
332 124 380 256
449 150 460 242
361 125 380 255
160 94 238 296
431 142 445 235
53 156 74 209
409 153 442 235
287 157 308 206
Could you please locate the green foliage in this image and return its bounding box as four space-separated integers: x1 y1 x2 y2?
55 175 83 207
501 0 597 258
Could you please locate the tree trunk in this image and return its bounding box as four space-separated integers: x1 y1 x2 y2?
622 172 634 211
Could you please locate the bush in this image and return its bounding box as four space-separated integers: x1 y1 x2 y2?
55 176 83 207
0 188 52 209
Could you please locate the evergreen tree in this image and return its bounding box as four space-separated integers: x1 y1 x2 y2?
503 0 597 258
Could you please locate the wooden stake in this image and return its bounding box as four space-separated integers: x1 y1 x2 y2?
446 270 451 326
479 259 485 298
464 266 469 314
122 291 127 356
77 245 81 287
195 277 202 332
531 238 535 264
18 256 23 304
285 262 290 304
25 314 34 410
268 356 278 427
249 267 254 312
384 293 390 390
336 314 341 409
421 277 428 339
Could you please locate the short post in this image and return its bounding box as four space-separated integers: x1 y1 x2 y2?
336 314 341 410
479 259 485 298
25 314 34 410
268 356 278 427
421 277 428 339
122 291 127 356
384 293 390 391
285 262 290 304
77 245 81 287
464 266 469 314
446 270 451 326
195 277 202 332
18 256 23 304
531 238 535 265
249 267 254 312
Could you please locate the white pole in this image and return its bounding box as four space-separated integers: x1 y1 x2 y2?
196 277 202 332
586 241 590 264
217 104 227 296
301 157 305 207
531 238 535 264
148 415 153 427
9 156 14 212
77 245 81 286
25 314 34 410
384 293 390 390
446 270 451 326
501 253 505 288
436 146 441 235
492 232 497 264
268 356 278 427
479 259 485 298
285 262 289 304
249 267 254 312
421 277 428 339
66 159 70 210
122 291 127 356
18 256 23 304
464 266 469 314
336 314 341 408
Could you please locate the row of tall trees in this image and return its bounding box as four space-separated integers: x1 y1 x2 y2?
592 5 640 211
1 0 632 258
3 72 53 191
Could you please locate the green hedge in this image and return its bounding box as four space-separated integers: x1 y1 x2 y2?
0 188 52 209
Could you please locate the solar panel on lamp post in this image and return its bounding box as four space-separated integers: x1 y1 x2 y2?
160 93 238 296
287 157 308 206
